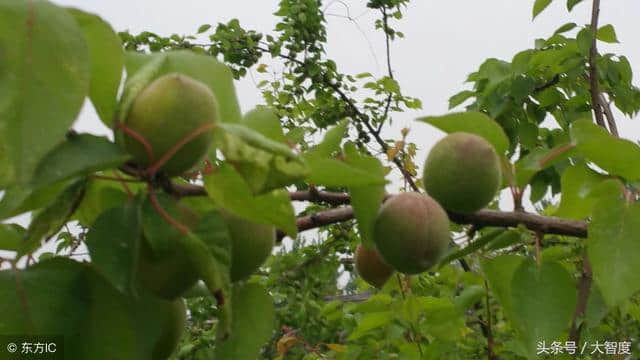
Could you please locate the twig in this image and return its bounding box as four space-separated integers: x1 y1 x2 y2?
599 93 619 137
147 183 190 235
568 255 593 343
588 0 606 129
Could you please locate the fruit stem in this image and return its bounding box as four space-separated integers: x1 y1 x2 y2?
147 183 190 235
116 122 155 165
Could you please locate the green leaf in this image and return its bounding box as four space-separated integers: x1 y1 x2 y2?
409 296 466 340
308 120 349 157
576 28 593 56
0 181 68 220
197 24 211 33
348 311 393 340
417 111 509 155
67 8 123 127
86 202 141 295
304 155 387 187
439 229 506 267
532 0 553 19
242 106 288 144
571 119 640 180
587 196 640 307
567 0 584 11
218 123 297 159
554 22 577 34
0 223 24 252
0 258 142 359
21 178 88 256
515 144 575 187
448 90 475 109
214 283 275 359
510 259 577 358
31 134 129 189
596 24 619 43
343 143 385 247
454 285 485 312
481 255 525 327
555 163 623 219
0 0 89 184
204 163 297 237
74 176 131 227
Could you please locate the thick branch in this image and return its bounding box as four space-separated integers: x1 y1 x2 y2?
569 0 602 348
167 186 588 239
289 205 587 239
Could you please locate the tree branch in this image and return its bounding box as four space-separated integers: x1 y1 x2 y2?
588 0 606 129
569 0 603 348
165 185 588 239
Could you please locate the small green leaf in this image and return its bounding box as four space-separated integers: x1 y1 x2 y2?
510 259 577 358
439 229 506 267
588 196 640 307
21 178 88 256
304 155 387 187
571 119 640 180
448 90 476 109
417 111 510 154
554 22 577 34
214 283 275 359
197 24 211 33
576 28 593 56
348 311 393 340
532 0 553 19
596 24 619 43
567 0 584 11
67 8 124 127
31 134 130 189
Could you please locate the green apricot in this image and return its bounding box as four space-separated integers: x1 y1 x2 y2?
136 236 200 300
355 244 394 288
136 206 201 300
423 132 502 214
223 212 275 282
123 73 218 176
373 192 450 274
152 298 187 360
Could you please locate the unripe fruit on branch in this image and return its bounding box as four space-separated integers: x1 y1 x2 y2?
222 212 276 282
136 206 201 300
152 299 186 360
123 73 218 176
373 192 450 274
422 132 501 214
136 237 200 300
355 244 394 288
